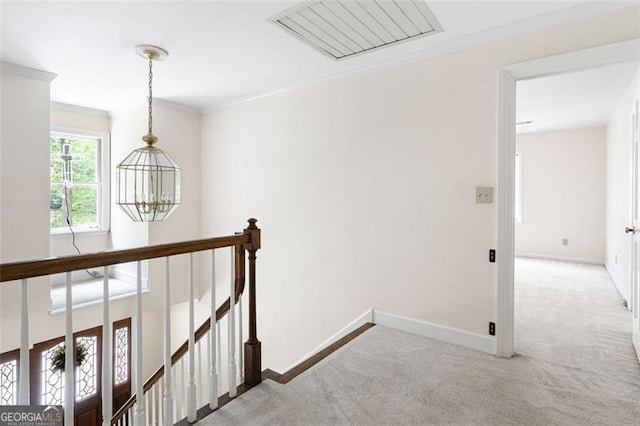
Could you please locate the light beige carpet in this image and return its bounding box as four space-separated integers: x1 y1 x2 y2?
201 258 640 425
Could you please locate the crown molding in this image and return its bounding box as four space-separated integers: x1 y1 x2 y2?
107 98 200 118
51 101 109 117
204 2 635 113
1 61 57 82
153 98 201 114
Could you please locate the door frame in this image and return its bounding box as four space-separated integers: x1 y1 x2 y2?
24 320 132 423
496 38 640 357
631 97 640 361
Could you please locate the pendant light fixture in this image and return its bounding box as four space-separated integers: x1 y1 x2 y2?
116 45 181 222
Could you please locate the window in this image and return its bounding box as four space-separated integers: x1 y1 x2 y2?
0 350 19 406
50 128 110 233
114 326 129 385
515 151 523 223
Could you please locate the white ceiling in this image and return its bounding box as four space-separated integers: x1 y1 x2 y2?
516 61 639 134
0 1 636 114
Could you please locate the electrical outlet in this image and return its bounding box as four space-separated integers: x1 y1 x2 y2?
475 186 494 204
489 249 496 263
562 238 568 246
489 322 495 336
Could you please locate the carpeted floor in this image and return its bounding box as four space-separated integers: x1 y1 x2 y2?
201 258 640 425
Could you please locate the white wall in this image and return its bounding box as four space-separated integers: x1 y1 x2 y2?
201 7 640 372
606 70 640 301
0 66 52 353
0 69 51 263
515 127 606 263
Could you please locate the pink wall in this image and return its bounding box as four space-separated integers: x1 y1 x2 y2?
515 127 606 263
202 7 640 371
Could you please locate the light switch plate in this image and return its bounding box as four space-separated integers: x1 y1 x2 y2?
475 186 494 204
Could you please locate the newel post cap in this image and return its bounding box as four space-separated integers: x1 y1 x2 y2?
244 218 260 251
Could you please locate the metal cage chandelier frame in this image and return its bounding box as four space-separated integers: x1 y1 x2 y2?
116 45 181 222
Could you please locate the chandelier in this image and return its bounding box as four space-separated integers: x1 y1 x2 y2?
116 45 181 222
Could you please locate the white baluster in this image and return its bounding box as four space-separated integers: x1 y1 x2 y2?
157 376 163 426
172 365 178 424
216 322 221 393
238 293 243 383
153 383 158 426
102 267 112 425
64 272 74 426
173 362 180 420
145 390 150 426
187 254 197 422
209 250 218 410
150 385 155 426
206 343 210 408
19 279 29 404
135 261 145 425
228 247 237 397
175 359 181 419
206 331 211 403
197 339 203 407
154 385 158 424
180 358 186 418
163 258 173 425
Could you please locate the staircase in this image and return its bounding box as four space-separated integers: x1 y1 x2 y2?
175 323 375 425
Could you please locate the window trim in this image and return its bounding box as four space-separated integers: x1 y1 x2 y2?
50 126 110 234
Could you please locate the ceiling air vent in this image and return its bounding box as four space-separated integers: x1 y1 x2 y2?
270 0 443 61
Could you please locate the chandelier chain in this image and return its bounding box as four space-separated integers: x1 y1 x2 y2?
148 58 153 135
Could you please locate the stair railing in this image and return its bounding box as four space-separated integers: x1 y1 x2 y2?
0 218 261 426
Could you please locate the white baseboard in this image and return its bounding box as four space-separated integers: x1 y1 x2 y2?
372 310 496 355
605 263 629 307
287 309 374 370
287 308 496 372
516 252 604 265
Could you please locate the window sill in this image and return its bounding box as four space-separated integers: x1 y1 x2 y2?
50 229 109 237
50 277 150 314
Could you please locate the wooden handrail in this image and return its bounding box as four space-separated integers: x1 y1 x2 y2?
0 234 250 282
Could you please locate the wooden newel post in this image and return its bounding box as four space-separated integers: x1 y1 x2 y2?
243 218 262 386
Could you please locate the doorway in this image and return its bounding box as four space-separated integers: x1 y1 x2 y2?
496 38 640 358
25 319 131 424
512 63 639 356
